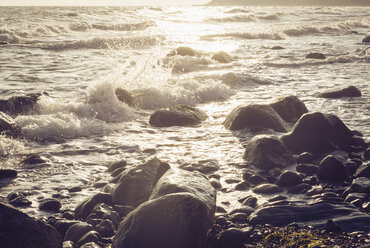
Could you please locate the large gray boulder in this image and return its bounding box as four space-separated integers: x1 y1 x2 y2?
150 168 216 229
149 104 207 127
112 193 211 248
318 86 362 98
269 95 308 122
317 155 348 183
0 92 47 116
74 193 113 219
112 158 170 207
223 104 288 132
0 112 22 137
0 202 62 248
243 135 295 170
281 112 354 154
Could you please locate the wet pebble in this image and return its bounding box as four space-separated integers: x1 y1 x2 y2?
39 198 62 212
0 169 17 179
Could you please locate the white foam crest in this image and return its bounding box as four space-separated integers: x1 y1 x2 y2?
0 135 27 157
201 32 284 40
163 55 213 73
208 14 257 23
69 21 155 32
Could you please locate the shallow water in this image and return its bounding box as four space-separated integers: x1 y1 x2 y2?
0 6 369 217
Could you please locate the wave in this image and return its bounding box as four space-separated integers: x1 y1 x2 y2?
225 8 250 13
162 55 214 73
208 14 257 23
69 21 155 32
0 135 27 157
196 72 274 87
201 32 284 40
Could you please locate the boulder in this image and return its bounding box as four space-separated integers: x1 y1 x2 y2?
112 158 170 207
318 86 362 98
252 183 282 194
269 95 308 122
216 228 249 248
362 34 370 43
296 163 318 175
107 159 127 172
0 202 62 248
112 193 211 248
281 112 354 154
64 222 93 243
355 162 370 178
351 177 370 193
277 171 302 186
305 52 326 59
0 92 47 116
223 104 288 132
167 46 196 57
271 46 284 50
212 51 232 63
317 155 348 183
0 112 22 137
75 193 113 219
0 169 17 179
243 135 295 171
150 168 216 229
149 104 207 127
115 88 134 107
39 199 62 212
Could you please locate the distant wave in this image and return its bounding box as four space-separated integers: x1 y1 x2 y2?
201 32 284 40
208 13 279 23
69 21 155 32
225 8 250 13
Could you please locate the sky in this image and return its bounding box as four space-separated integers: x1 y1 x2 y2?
0 0 210 6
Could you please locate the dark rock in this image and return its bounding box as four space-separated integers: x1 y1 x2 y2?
281 112 354 154
149 104 207 127
229 212 249 224
112 158 170 207
344 193 367 203
216 228 249 248
75 193 113 219
235 181 250 191
224 104 288 132
149 168 216 229
318 86 362 98
112 193 211 248
209 178 222 189
248 174 266 185
270 95 308 122
277 171 302 186
0 169 17 178
22 154 47 164
77 231 100 247
296 163 318 175
64 222 93 243
111 168 124 177
303 176 319 185
115 88 134 107
243 135 294 171
9 196 32 207
351 177 370 193
0 112 22 137
0 92 47 116
268 195 287 202
365 148 370 158
324 219 342 233
107 159 127 172
230 206 254 216
305 52 326 59
252 183 282 194
242 196 258 208
216 206 227 213
95 220 115 238
355 162 370 178
287 183 312 194
362 34 370 43
54 220 79 238
62 241 74 248
351 199 363 208
113 205 135 218
297 152 314 164
68 186 82 193
90 203 120 227
212 51 232 63
271 46 284 50
0 202 62 248
167 46 196 57
318 155 348 183
39 199 62 212
93 182 106 188
80 242 101 248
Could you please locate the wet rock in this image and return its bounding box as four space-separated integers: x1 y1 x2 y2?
296 163 318 175
305 52 326 59
252 183 282 194
351 198 363 208
64 222 93 243
318 155 348 183
268 195 287 202
269 95 308 122
54 220 79 238
80 242 101 248
224 104 288 132
115 88 134 107
95 220 115 238
0 169 17 179
77 231 100 247
167 46 196 57
271 46 284 50
247 174 266 185
75 193 113 219
281 112 354 154
351 177 370 193
297 152 314 164
216 228 249 248
355 162 370 178
212 51 232 63
235 181 250 191
216 206 227 213
68 186 82 193
149 104 207 127
242 196 258 208
277 171 302 186
150 168 216 229
230 206 254 216
0 202 62 248
303 176 319 185
62 241 74 248
209 178 222 189
229 212 249 224
112 157 170 207
344 193 367 203
112 193 211 248
39 199 62 212
287 183 312 194
90 203 120 227
364 148 370 159
107 159 127 172
113 205 135 218
244 135 294 171
22 154 47 165
0 92 47 116
9 196 32 207
111 167 124 178
0 112 22 137
324 219 342 233
362 34 370 43
318 86 362 98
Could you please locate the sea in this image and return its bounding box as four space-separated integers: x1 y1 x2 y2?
0 6 369 217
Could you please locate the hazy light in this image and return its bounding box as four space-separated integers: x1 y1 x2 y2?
0 0 210 6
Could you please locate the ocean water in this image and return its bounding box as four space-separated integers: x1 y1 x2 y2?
0 6 369 217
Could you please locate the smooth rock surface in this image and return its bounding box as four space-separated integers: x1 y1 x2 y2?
252 183 282 194
270 95 308 122
0 112 22 137
277 171 302 186
305 52 326 59
75 193 113 219
318 86 362 98
317 155 348 182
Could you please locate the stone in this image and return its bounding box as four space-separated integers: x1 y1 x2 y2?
0 92 47 116
296 163 318 175
277 171 302 186
39 199 62 212
324 219 342 233
0 202 62 248
107 159 127 172
355 162 370 178
167 46 196 57
112 193 211 248
150 168 216 229
90 203 120 227
287 183 312 194
305 52 326 59
351 177 370 193
95 220 115 238
297 152 314 164
216 228 249 248
75 193 113 219
0 112 22 137
64 222 93 243
224 104 288 132
212 51 232 63
243 135 295 171
247 174 266 185
242 196 258 208
54 220 79 238
149 104 207 127
0 169 17 179
229 212 249 224
271 46 284 50
77 231 100 247
115 88 134 107
269 95 308 122
318 155 348 183
281 112 354 154
112 158 170 207
230 206 254 216
209 178 222 189
22 154 47 164
113 205 135 218
9 196 32 207
80 242 101 248
365 148 370 159
235 181 250 191
318 86 362 98
362 34 370 43
252 184 282 194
